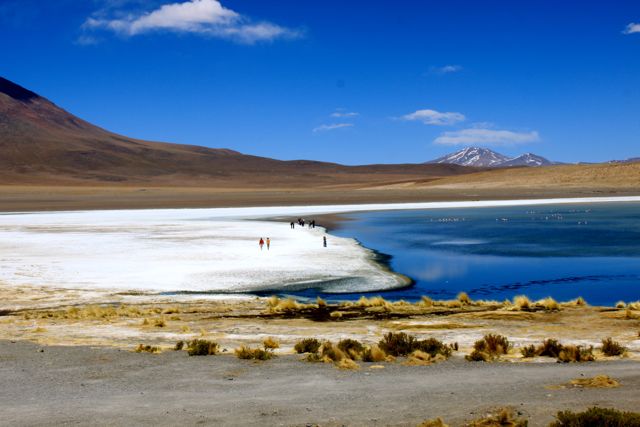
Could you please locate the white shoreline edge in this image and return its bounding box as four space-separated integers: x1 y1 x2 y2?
5 195 640 219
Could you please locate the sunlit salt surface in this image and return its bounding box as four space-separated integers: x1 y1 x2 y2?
0 209 408 294
1 196 639 296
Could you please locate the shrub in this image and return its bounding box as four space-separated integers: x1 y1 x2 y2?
135 344 159 353
320 341 346 362
187 339 219 356
379 332 417 357
337 339 365 360
466 334 510 361
235 345 273 360
361 345 387 362
465 350 491 362
153 318 166 328
538 338 564 358
294 338 321 354
550 407 640 427
557 345 595 363
615 301 626 309
520 344 537 358
601 337 626 357
378 332 451 359
263 337 280 350
174 340 184 351
416 338 453 358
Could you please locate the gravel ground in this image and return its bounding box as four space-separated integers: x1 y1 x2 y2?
1 341 639 426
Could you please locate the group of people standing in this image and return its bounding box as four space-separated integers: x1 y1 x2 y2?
258 237 271 250
290 218 316 229
259 218 327 250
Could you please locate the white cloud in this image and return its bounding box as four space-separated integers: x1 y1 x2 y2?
313 123 353 133
83 0 302 43
434 128 540 146
623 22 640 34
430 65 463 74
401 109 466 126
330 111 359 118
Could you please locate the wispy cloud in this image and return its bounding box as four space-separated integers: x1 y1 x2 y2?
401 109 466 126
313 123 353 133
330 111 359 118
623 22 640 34
434 128 540 146
428 65 463 75
82 0 302 44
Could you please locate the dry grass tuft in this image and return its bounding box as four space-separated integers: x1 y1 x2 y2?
537 297 560 311
336 358 360 370
512 295 531 311
135 344 160 353
466 334 510 362
294 338 321 354
418 417 449 427
337 339 365 360
550 407 640 426
457 292 472 305
235 345 273 360
537 339 564 358
187 339 218 356
262 337 280 350
266 296 306 313
615 301 626 309
600 337 626 357
420 296 434 307
557 345 595 363
174 340 184 351
564 296 587 307
569 375 620 388
466 407 527 427
362 345 388 362
520 345 537 358
378 332 452 359
153 318 166 328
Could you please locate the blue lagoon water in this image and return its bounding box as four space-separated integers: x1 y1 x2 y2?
290 203 640 306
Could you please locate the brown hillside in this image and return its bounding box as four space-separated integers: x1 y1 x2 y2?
0 77 475 187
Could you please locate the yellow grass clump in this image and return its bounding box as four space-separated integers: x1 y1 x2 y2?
418 418 449 427
564 296 587 307
420 296 434 307
336 358 360 370
263 337 280 350
512 295 531 311
537 297 560 311
457 292 472 305
569 375 620 389
135 344 160 353
466 407 527 427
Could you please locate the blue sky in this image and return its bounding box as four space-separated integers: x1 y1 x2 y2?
2 0 639 164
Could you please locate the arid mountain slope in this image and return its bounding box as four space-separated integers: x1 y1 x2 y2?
0 77 474 186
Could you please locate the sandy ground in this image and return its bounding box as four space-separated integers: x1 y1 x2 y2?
1 184 639 212
1 340 639 427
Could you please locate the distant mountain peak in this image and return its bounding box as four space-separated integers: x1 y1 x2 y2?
429 146 511 167
0 77 39 102
428 147 554 168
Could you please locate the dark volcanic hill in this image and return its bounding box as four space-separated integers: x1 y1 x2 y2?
0 77 476 186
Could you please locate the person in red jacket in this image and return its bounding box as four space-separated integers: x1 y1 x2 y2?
259 238 264 250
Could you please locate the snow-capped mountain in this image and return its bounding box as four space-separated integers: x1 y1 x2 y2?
428 147 511 167
428 147 554 168
498 153 553 167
